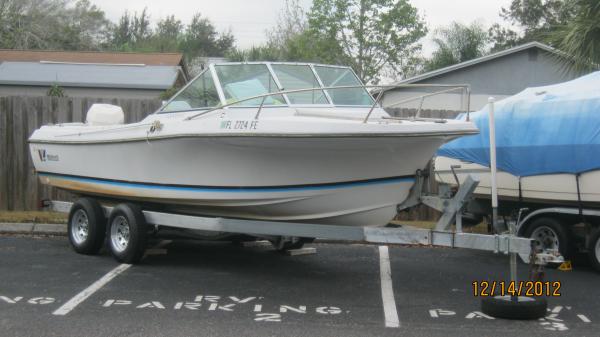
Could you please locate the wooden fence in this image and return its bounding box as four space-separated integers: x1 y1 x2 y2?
0 96 460 220
0 96 162 211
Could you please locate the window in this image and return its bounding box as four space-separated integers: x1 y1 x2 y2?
314 66 373 106
161 70 220 112
215 64 285 106
271 64 328 104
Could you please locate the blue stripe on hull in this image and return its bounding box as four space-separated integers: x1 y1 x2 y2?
38 172 415 193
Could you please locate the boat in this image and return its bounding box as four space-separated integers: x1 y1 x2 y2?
29 62 477 227
435 71 600 214
435 159 600 211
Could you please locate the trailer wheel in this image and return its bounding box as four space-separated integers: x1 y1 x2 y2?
481 295 547 320
68 197 106 255
588 228 600 273
523 217 570 258
107 203 148 264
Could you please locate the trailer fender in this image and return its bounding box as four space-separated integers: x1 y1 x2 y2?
516 207 599 236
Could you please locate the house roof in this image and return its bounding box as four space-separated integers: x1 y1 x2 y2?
0 49 184 67
0 61 179 90
396 41 563 85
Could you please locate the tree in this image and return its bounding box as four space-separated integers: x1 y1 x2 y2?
233 0 333 63
0 0 110 50
264 0 313 61
55 0 110 50
151 15 184 52
227 0 338 63
225 45 281 62
110 10 133 48
425 22 489 72
131 8 151 43
0 0 63 49
307 0 427 83
267 0 308 50
549 0 600 73
489 0 576 52
179 12 234 58
109 8 153 51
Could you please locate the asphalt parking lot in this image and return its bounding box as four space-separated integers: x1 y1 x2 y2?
1 235 598 337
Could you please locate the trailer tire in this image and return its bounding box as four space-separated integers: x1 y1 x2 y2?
523 217 571 258
107 203 148 264
481 295 547 320
588 228 600 273
68 197 106 255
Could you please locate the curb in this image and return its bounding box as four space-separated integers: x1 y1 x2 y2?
0 222 67 236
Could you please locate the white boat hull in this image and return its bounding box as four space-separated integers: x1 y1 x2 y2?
31 135 446 226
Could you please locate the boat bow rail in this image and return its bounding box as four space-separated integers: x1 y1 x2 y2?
180 83 472 124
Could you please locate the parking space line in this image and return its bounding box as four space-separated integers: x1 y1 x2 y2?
52 263 131 316
52 240 172 316
378 245 400 328
578 314 591 323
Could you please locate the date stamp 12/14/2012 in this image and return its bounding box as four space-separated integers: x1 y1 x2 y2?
472 281 562 297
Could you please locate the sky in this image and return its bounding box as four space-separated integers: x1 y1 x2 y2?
94 0 513 54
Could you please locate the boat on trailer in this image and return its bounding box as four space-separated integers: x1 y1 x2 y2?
435 71 600 213
29 63 570 317
434 72 600 268
29 62 477 227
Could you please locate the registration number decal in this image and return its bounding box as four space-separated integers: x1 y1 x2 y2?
220 120 259 130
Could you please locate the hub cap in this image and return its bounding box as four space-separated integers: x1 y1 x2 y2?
71 209 89 245
530 226 559 252
110 216 130 253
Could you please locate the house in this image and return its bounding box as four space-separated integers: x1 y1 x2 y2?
0 50 190 99
381 42 586 112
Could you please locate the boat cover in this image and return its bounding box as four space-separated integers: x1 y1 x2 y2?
438 71 600 177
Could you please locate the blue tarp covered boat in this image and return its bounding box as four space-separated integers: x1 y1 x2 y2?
438 71 600 177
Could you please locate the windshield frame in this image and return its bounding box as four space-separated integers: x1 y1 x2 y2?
157 62 374 114
157 66 219 114
214 62 290 108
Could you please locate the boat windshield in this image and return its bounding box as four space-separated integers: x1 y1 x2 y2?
160 62 373 113
215 64 286 106
313 66 373 106
161 69 220 112
270 64 328 104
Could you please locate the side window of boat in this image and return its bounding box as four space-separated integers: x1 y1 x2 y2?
271 64 329 105
215 64 285 106
314 66 373 106
162 71 220 112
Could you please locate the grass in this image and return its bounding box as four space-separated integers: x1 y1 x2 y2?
391 220 436 229
0 211 67 224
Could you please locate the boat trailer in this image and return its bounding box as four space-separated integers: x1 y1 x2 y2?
43 173 563 320
44 173 561 266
